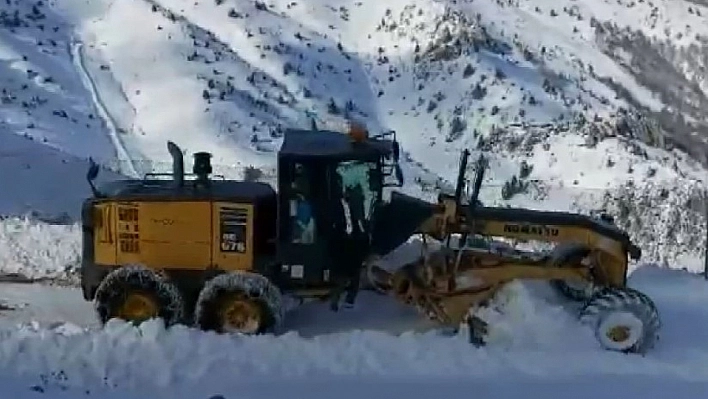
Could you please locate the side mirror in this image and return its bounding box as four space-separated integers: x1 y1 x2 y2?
87 158 99 181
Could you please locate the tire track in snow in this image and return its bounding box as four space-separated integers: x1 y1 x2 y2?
70 41 140 178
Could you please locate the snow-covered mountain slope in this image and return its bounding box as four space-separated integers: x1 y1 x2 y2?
0 0 115 161
0 0 125 220
2 0 708 264
0 128 122 221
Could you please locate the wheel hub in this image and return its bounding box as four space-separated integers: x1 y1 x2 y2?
596 310 644 351
606 325 631 342
220 297 262 334
117 293 158 323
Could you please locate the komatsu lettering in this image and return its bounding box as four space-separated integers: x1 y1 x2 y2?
503 223 559 237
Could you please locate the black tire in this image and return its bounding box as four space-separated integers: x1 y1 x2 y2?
579 287 660 354
548 244 595 301
94 265 185 327
550 279 595 301
194 271 283 334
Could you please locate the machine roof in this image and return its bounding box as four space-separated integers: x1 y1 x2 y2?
96 179 275 202
279 128 393 159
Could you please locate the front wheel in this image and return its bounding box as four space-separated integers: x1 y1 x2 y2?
579 287 660 354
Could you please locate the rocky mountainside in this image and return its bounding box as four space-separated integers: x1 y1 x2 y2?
2 0 708 269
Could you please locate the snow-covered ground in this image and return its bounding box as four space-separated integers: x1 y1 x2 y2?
2 373 705 399
0 220 707 398
0 218 81 282
0 212 706 398
1 265 708 398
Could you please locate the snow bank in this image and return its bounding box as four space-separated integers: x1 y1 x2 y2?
0 218 80 282
3 370 708 399
2 268 708 397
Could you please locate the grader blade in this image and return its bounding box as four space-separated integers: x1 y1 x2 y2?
364 244 602 347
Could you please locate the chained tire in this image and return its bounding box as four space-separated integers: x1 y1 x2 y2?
94 265 185 327
579 287 660 354
194 271 283 335
549 244 595 301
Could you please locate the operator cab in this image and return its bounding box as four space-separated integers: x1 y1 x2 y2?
275 126 402 289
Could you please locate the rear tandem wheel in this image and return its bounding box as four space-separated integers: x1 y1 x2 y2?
93 265 185 327
194 271 284 335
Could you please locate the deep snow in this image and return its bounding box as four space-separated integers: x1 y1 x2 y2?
0 214 707 398
1 266 708 398
2 375 706 399
0 218 81 282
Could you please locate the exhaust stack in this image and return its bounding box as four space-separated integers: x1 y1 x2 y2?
167 141 185 187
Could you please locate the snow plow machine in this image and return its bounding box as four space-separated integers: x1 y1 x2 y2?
80 124 660 354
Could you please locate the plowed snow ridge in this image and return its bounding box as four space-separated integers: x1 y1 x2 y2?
2 217 708 398
1 267 708 394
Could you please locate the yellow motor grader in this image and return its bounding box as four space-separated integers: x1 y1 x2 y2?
80 125 659 354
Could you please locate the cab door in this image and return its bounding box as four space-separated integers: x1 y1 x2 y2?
276 159 331 286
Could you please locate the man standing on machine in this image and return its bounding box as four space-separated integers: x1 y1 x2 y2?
329 173 370 310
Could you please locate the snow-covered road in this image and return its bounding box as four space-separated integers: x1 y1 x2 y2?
3 374 708 399
1 265 708 399
3 373 707 399
0 281 436 336
2 199 708 399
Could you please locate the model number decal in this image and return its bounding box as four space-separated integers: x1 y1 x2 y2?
221 233 246 252
219 207 248 253
503 223 559 237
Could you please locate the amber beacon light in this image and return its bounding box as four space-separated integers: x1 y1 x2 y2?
348 122 368 142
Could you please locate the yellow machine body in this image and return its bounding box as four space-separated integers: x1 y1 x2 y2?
92 201 254 271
